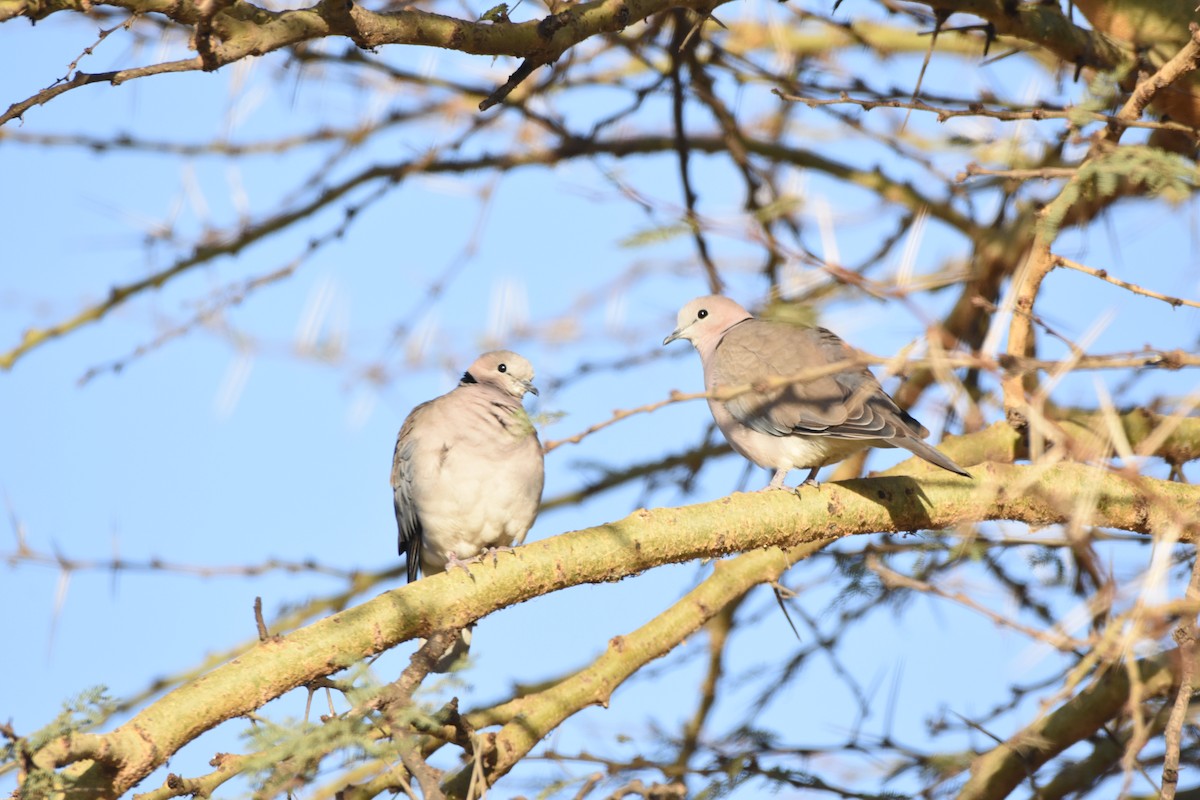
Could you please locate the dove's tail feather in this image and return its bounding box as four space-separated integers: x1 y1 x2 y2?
895 436 971 477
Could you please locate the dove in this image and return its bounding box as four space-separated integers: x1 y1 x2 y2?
663 296 969 489
391 350 545 669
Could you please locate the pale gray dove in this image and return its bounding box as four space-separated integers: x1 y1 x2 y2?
391 350 545 669
664 296 969 489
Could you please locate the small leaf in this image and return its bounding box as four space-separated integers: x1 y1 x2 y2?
618 222 692 248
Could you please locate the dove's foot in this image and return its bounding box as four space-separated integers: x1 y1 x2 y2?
761 468 791 492
761 467 823 492
797 466 822 491
445 552 475 576
481 544 517 567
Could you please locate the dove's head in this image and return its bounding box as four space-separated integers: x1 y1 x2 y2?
462 350 539 398
663 295 753 354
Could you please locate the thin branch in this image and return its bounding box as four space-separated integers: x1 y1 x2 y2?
77 263 298 385
668 10 723 295
960 165 1077 181
543 357 1200 454
674 592 742 773
773 90 1200 139
0 131 976 371
1053 255 1200 311
958 644 1188 800
2 57 202 126
867 554 1086 652
1161 554 1200 800
2 546 358 579
254 597 271 641
478 57 540 111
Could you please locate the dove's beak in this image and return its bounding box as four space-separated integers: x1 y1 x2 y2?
663 328 683 346
523 380 539 397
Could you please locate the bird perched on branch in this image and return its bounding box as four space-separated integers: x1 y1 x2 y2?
664 295 969 489
391 350 544 669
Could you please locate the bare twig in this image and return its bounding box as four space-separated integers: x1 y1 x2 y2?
668 10 723 295
478 57 540 111
2 57 204 126
254 597 271 641
959 164 1077 181
1161 554 1200 800
867 554 1085 652
1054 255 1200 311
773 90 1200 139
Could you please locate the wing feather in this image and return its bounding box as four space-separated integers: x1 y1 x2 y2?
711 321 928 442
391 403 428 583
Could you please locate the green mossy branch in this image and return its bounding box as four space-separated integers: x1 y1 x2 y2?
25 434 1200 798
959 646 1185 800
444 542 828 795
927 0 1129 71
1038 146 1199 241
2 0 715 56
912 414 1200 474
0 0 728 125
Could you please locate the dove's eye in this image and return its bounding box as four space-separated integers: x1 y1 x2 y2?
498 363 508 373
697 309 708 319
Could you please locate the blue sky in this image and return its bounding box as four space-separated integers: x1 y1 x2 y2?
3 3 1200 796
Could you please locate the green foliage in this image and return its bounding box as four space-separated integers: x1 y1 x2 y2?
479 2 508 22
758 298 817 328
1028 545 1066 585
692 757 756 800
239 715 375 793
23 687 115 754
234 670 453 796
917 750 975 781
531 774 597 799
1065 94 1112 129
3 687 116 799
619 223 694 248
830 546 915 615
1039 146 1199 240
831 551 878 600
1066 70 1127 128
728 725 779 752
751 195 802 224
532 409 567 428
946 536 991 564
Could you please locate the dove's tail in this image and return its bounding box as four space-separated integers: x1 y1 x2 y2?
895 436 971 478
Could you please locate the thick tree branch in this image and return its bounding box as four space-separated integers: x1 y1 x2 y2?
1103 22 1200 139
915 415 1200 475
958 645 1191 800
1 0 727 125
24 455 1200 798
924 0 1128 72
444 543 817 795
1001 24 1200 424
